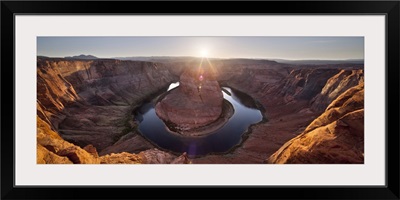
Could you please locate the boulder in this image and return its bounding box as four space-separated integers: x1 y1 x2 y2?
83 144 99 158
57 146 100 164
37 144 73 164
139 149 190 164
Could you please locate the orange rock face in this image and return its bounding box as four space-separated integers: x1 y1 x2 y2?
267 83 364 164
37 116 100 164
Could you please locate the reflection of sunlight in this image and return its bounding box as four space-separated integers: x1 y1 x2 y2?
167 82 180 91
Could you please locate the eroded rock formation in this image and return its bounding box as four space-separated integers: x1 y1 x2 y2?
267 82 364 164
155 65 224 133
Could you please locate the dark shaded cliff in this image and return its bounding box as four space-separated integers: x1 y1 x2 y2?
36 58 189 164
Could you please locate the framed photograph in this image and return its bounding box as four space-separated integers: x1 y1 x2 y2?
1 1 399 199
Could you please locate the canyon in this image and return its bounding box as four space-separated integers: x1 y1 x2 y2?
36 57 364 164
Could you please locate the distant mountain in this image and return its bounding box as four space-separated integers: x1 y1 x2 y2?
113 56 197 62
272 59 364 65
114 56 364 65
65 54 98 60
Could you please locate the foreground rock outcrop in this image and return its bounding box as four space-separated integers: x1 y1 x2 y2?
267 82 364 164
37 116 100 164
155 65 224 133
37 116 190 164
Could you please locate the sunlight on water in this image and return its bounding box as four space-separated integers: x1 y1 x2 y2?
167 82 180 91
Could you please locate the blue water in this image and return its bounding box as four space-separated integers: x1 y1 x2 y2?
135 83 263 157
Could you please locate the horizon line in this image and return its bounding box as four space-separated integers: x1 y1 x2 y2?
37 55 365 61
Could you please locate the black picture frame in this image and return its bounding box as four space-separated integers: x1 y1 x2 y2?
1 1 399 199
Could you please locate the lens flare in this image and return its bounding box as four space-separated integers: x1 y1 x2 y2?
199 75 204 81
200 49 208 57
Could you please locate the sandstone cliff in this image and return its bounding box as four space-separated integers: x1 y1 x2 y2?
37 61 81 129
37 58 177 152
310 69 363 112
273 68 341 104
267 82 364 164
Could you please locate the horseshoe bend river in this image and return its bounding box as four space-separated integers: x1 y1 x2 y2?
134 82 264 157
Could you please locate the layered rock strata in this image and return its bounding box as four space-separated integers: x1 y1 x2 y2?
37 58 177 152
37 58 190 164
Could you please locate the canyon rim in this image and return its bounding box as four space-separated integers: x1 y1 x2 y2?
36 36 364 164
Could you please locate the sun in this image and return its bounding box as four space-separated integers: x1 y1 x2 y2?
200 49 209 57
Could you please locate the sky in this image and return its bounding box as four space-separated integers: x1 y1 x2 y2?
37 37 364 60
